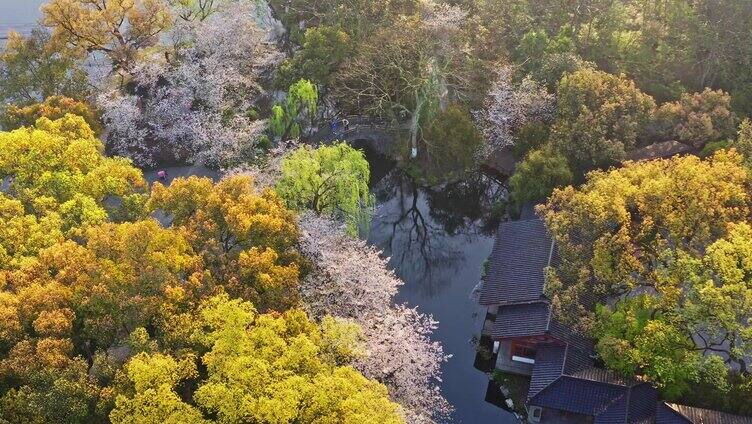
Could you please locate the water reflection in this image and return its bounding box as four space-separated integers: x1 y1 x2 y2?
423 173 506 236
366 164 517 424
369 168 504 297
369 176 464 297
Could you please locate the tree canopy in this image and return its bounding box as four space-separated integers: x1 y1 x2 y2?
276 143 371 235
0 117 411 423
42 0 173 75
111 294 404 424
540 150 752 407
551 68 656 175
0 28 89 106
1 96 100 133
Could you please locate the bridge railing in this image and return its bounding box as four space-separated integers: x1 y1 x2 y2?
308 115 407 145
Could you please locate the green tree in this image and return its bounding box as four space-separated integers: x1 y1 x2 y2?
680 223 752 374
276 26 352 88
551 68 656 175
268 0 417 42
332 13 471 158
276 143 371 235
0 28 89 105
0 115 146 221
170 0 229 21
732 119 752 166
421 104 484 180
514 26 591 90
270 79 319 140
593 296 708 399
509 147 572 210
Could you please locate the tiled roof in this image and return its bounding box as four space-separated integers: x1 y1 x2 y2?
549 317 594 355
479 218 556 305
528 345 567 399
530 375 627 416
529 363 660 423
658 403 752 424
656 404 694 424
571 367 641 387
595 391 629 423
491 302 550 339
481 204 752 424
627 383 659 423
528 343 596 400
561 343 594 375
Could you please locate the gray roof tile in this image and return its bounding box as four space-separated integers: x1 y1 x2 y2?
659 403 752 424
528 345 567 399
627 383 659 423
480 218 556 305
491 302 550 339
530 376 627 416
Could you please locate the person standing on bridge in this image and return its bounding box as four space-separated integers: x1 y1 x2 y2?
342 118 350 133
330 120 339 136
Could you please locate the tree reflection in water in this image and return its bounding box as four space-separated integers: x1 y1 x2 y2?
368 168 505 298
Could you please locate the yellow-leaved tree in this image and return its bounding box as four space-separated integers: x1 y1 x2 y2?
149 176 302 311
540 149 752 405
0 114 145 253
42 0 173 74
111 294 405 424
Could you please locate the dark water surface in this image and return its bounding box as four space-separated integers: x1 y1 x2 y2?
366 164 517 423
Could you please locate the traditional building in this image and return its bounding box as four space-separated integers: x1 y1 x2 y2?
479 216 752 424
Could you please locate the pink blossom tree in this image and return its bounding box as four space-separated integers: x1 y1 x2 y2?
477 66 555 155
299 214 452 424
99 0 284 167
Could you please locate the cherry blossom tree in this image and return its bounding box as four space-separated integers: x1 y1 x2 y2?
99 0 284 167
299 214 452 424
476 65 555 154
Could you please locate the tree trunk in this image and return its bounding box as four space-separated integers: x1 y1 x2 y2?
409 112 419 158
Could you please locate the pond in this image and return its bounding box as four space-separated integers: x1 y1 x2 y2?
365 153 518 423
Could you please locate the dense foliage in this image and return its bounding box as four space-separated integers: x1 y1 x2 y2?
1 96 100 133
276 143 371 235
3 0 752 419
0 118 412 423
0 29 89 105
540 150 752 411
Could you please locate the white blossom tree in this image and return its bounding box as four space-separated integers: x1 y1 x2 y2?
299 214 452 424
99 0 284 167
477 65 555 154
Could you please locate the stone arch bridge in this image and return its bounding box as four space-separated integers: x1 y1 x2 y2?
308 116 404 157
